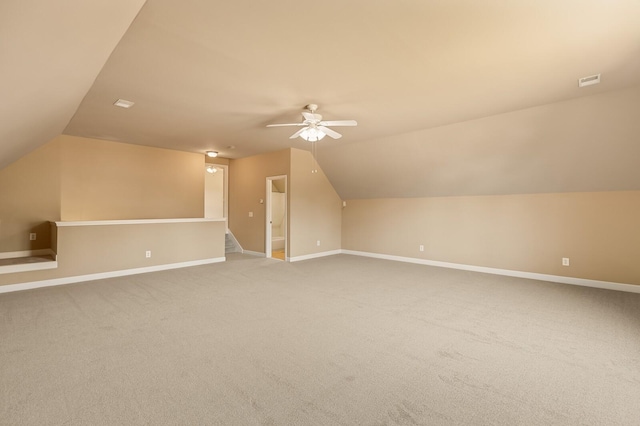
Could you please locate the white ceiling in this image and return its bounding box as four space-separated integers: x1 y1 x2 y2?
0 0 145 170
3 0 640 198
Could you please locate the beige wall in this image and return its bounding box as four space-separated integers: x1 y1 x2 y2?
206 157 230 166
0 220 225 287
289 148 342 257
0 139 62 252
228 149 290 253
1 134 206 253
4 132 637 292
1 134 212 286
343 191 640 285
228 148 342 258
60 135 204 220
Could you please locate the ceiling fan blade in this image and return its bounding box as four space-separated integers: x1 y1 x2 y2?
318 126 342 139
302 112 322 122
318 120 357 127
289 127 308 139
266 123 305 127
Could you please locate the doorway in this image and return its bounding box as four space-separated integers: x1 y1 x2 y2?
266 175 287 260
204 164 229 229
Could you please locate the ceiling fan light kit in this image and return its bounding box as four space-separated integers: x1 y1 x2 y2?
266 104 357 141
300 127 326 142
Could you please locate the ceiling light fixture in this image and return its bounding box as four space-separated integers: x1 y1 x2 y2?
113 99 135 108
206 165 217 174
206 151 218 158
300 126 326 142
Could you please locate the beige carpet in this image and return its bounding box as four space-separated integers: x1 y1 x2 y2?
1 254 639 425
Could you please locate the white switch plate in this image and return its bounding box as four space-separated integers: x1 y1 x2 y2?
562 257 570 266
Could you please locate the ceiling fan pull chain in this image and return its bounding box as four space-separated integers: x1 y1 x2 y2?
311 141 318 174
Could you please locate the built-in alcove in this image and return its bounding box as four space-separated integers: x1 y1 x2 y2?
0 251 58 274
0 221 58 274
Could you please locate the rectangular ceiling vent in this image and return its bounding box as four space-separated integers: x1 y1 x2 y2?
114 99 135 108
578 74 601 88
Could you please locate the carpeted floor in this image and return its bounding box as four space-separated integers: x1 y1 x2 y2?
1 254 639 425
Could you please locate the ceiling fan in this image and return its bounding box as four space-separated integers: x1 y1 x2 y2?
266 104 357 141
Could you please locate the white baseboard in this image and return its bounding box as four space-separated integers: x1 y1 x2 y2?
288 250 342 263
0 257 225 294
242 250 265 257
4 249 636 295
341 250 640 294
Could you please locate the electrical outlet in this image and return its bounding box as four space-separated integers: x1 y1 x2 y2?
316 240 320 246
248 211 253 217
146 250 151 258
419 244 424 252
29 233 36 241
562 257 570 266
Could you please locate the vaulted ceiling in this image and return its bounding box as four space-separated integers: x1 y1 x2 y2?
2 0 640 198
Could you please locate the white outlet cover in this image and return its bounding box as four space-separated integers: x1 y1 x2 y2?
562 258 570 266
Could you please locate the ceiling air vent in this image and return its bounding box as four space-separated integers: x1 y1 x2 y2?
113 99 135 108
578 74 601 88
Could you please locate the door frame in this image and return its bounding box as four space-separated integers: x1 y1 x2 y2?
265 175 287 259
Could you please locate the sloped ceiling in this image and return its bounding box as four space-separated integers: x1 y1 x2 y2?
0 0 146 170
4 0 640 198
